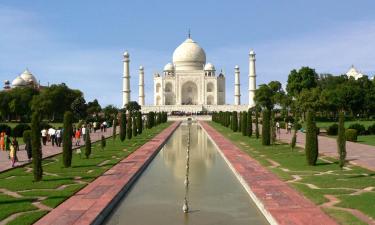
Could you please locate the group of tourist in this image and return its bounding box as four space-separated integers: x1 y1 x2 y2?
275 121 293 135
41 127 63 147
0 132 20 167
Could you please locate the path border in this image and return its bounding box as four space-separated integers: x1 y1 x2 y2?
34 122 180 225
199 121 338 225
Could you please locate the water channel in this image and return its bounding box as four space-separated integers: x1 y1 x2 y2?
105 122 269 225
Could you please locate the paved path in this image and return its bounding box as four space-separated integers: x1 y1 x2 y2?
276 128 375 171
200 121 338 225
34 122 180 225
0 128 114 173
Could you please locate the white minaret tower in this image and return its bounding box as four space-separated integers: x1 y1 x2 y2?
122 51 131 108
234 65 241 105
138 66 145 106
248 50 256 107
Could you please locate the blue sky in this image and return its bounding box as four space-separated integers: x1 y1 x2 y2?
1 0 375 107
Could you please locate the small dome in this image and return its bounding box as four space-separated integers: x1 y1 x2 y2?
234 65 239 69
20 69 37 85
164 63 175 71
123 51 129 57
249 50 255 55
139 66 144 70
12 76 27 87
204 63 215 71
4 80 10 85
172 38 206 70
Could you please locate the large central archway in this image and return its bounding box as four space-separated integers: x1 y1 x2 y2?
181 81 198 105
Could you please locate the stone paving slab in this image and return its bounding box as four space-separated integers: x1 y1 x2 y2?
34 122 180 225
200 121 338 225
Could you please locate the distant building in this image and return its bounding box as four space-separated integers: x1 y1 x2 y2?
3 69 42 90
346 65 364 80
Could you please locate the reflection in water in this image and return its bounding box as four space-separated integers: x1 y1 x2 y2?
105 122 269 225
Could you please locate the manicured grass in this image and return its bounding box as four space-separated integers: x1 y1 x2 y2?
1 122 64 129
209 122 375 225
326 134 375 147
323 208 368 225
315 120 375 129
0 122 171 225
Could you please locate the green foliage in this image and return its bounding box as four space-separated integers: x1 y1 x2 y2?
255 108 259 139
286 67 318 97
271 110 276 144
348 123 366 135
238 112 242 133
31 111 43 181
255 84 274 110
127 113 132 139
85 128 91 158
157 112 162 125
291 116 298 149
345 129 358 142
62 111 73 168
125 101 141 114
101 135 106 149
337 112 346 168
71 97 87 121
247 109 252 137
241 111 247 136
112 115 117 140
368 123 375 135
132 115 137 137
305 110 318 166
261 109 271 145
136 111 142 134
0 124 11 135
119 112 126 142
231 111 238 132
147 112 155 129
327 123 338 135
22 130 31 145
12 123 31 137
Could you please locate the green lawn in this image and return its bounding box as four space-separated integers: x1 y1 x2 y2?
326 134 375 147
0 122 171 225
209 122 375 225
315 120 375 129
1 122 64 129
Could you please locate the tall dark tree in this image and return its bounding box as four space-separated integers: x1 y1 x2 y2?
242 111 248 136
62 111 73 167
305 110 318 166
337 112 346 168
119 112 126 142
85 129 91 158
147 112 155 128
112 114 117 140
136 111 142 134
247 109 253 137
127 113 133 139
71 97 87 121
132 114 137 137
271 110 276 144
286 67 318 98
125 101 141 114
262 109 271 145
255 108 260 139
231 111 238 132
31 111 43 181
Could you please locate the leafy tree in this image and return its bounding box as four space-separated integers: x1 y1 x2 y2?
255 108 259 139
271 110 276 144
125 101 141 114
147 112 155 128
62 111 73 167
112 114 117 140
337 112 346 168
86 99 102 118
238 112 242 133
242 111 247 136
132 115 137 137
85 129 91 158
305 110 318 166
231 111 238 132
101 135 106 150
31 111 43 181
286 67 318 97
102 105 119 121
247 109 252 137
119 112 126 142
136 111 142 134
157 112 162 125
71 97 87 121
262 109 271 145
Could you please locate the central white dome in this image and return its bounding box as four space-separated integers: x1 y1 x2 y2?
172 38 206 70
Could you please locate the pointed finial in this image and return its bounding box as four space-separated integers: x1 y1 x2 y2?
188 29 191 39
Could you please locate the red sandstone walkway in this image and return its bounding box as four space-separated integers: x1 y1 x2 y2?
0 128 114 173
200 121 338 225
276 128 375 171
35 122 180 225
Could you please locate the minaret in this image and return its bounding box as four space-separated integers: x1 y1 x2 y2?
122 51 131 108
249 50 256 107
234 65 241 105
138 66 145 106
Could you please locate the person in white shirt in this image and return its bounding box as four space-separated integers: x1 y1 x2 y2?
48 127 56 146
41 129 47 146
55 128 62 147
81 125 86 141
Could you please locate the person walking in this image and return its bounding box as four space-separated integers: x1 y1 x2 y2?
48 127 56 147
276 121 281 134
0 132 5 151
81 125 86 143
93 121 97 133
287 122 292 134
56 128 62 147
5 133 10 159
75 129 81 146
103 121 107 132
41 128 47 146
9 137 19 167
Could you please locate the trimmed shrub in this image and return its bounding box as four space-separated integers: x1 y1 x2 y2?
119 112 126 142
231 111 238 132
62 111 73 168
238 112 242 133
367 123 375 135
31 111 43 181
291 116 298 150
255 109 259 139
147 112 155 129
157 112 162 125
101 135 106 149
247 109 252 137
305 110 318 166
39 121 52 130
137 111 142 134
271 110 276 145
12 123 31 137
132 115 137 137
112 116 117 140
85 128 91 158
261 109 271 146
346 129 358 142
23 130 32 159
127 114 132 139
0 124 11 135
337 112 346 168
348 123 366 135
327 123 338 136
242 111 248 136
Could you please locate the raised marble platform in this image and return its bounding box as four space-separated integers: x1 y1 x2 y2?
141 104 250 113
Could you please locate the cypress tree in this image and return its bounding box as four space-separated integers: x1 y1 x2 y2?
271 110 276 145
242 111 248 136
147 112 155 128
262 109 271 145
101 135 106 150
31 111 43 181
247 109 253 137
157 112 162 125
85 128 91 158
305 110 318 166
255 108 260 139
337 111 346 168
238 112 242 133
127 113 132 139
137 111 142 134
62 111 73 168
112 115 117 140
291 115 298 150
232 111 238 132
133 115 137 137
119 112 126 142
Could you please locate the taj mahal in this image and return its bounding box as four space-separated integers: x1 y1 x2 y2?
122 35 257 113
